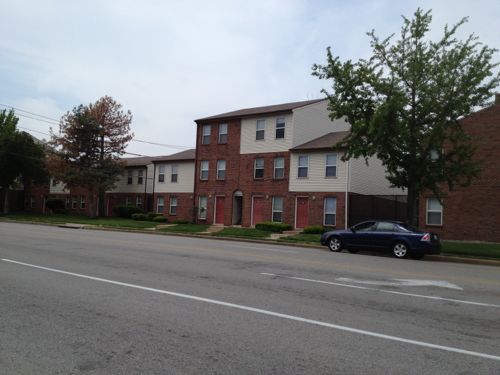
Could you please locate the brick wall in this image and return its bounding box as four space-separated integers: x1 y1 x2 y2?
152 192 194 222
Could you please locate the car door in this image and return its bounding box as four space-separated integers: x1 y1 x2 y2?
348 221 376 249
370 221 397 250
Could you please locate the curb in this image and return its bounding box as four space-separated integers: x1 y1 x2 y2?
1 218 499 267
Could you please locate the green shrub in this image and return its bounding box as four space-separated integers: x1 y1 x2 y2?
255 222 292 233
146 212 162 221
172 219 189 224
302 225 327 234
45 198 66 213
113 205 143 218
152 216 168 223
131 213 148 221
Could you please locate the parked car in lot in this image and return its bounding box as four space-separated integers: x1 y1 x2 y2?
320 220 440 259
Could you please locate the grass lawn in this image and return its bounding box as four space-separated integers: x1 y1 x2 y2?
441 241 500 259
157 224 210 233
278 233 321 244
212 227 272 239
0 212 157 229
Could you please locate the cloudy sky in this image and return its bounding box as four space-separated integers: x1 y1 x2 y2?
1 0 499 157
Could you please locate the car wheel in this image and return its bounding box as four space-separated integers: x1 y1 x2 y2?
392 242 409 258
328 236 343 252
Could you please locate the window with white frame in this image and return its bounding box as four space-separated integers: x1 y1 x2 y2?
125 197 132 206
157 196 164 213
200 160 209 180
171 164 178 182
198 196 208 220
72 196 78 209
217 160 226 180
324 197 337 226
80 196 86 210
202 125 211 145
275 117 285 139
256 119 265 140
426 198 443 225
170 196 177 215
272 197 283 222
274 157 284 179
325 154 337 177
298 155 309 178
254 158 264 179
158 165 165 182
137 169 144 184
218 123 228 144
127 170 133 184
136 196 143 208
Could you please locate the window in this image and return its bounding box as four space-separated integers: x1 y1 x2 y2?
157 196 164 213
170 197 177 215
31 196 36 209
202 125 211 145
72 196 78 210
275 117 285 139
52 179 57 187
171 164 178 183
256 119 265 140
158 165 165 182
136 196 143 208
426 198 443 225
272 197 283 222
218 123 228 144
127 170 133 184
65 197 70 209
200 160 209 180
326 154 337 177
375 222 397 232
217 160 226 180
298 155 308 178
137 170 144 184
198 196 208 220
254 158 264 179
80 196 86 210
324 197 337 226
125 197 132 206
274 157 284 179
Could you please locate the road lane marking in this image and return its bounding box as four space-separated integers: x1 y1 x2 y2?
260 273 500 308
335 277 463 290
3 258 500 362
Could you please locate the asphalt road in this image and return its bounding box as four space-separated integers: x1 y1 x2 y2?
1 222 499 374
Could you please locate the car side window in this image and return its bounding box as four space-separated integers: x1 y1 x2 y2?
355 221 376 232
375 222 397 232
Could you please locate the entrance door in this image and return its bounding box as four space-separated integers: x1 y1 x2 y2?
296 197 309 228
252 197 265 226
215 196 225 224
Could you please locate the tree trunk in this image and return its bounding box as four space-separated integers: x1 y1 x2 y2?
2 189 8 214
98 188 105 217
88 192 97 218
406 185 419 226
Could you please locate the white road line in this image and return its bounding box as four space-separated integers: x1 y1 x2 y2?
260 273 500 309
3 258 500 362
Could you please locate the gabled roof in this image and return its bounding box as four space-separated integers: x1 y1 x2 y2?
195 99 326 122
152 149 196 163
290 131 349 152
122 156 156 167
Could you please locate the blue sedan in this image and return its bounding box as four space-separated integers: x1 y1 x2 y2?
320 220 440 259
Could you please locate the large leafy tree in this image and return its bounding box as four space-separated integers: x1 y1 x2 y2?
49 96 133 217
0 109 48 213
312 8 499 225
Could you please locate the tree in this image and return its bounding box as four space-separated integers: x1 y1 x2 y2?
49 96 133 218
0 109 48 213
312 8 499 225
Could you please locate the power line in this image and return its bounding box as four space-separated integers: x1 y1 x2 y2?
0 103 61 122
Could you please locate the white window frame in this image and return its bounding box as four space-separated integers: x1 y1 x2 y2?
136 196 143 208
80 195 86 210
127 170 133 184
158 165 165 183
169 196 177 215
171 164 178 183
256 119 265 140
125 197 132 206
202 125 211 145
324 197 337 226
272 197 283 223
426 198 443 225
198 196 208 220
157 196 164 213
200 160 209 180
137 169 144 185
274 157 284 179
325 154 337 177
217 159 226 180
218 123 228 144
254 158 264 179
298 155 309 178
275 117 285 139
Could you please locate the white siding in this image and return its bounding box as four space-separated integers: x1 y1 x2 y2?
289 151 348 192
49 179 68 194
291 101 350 147
110 165 154 194
240 114 293 154
349 156 405 195
154 161 194 193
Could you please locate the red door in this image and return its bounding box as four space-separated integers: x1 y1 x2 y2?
252 197 265 226
296 197 309 228
215 197 225 224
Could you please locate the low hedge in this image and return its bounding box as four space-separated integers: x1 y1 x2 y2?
131 213 148 221
113 205 143 218
172 219 190 224
255 222 292 233
302 226 327 234
153 216 168 223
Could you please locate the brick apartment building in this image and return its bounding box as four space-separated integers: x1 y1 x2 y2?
193 99 404 229
419 94 500 242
